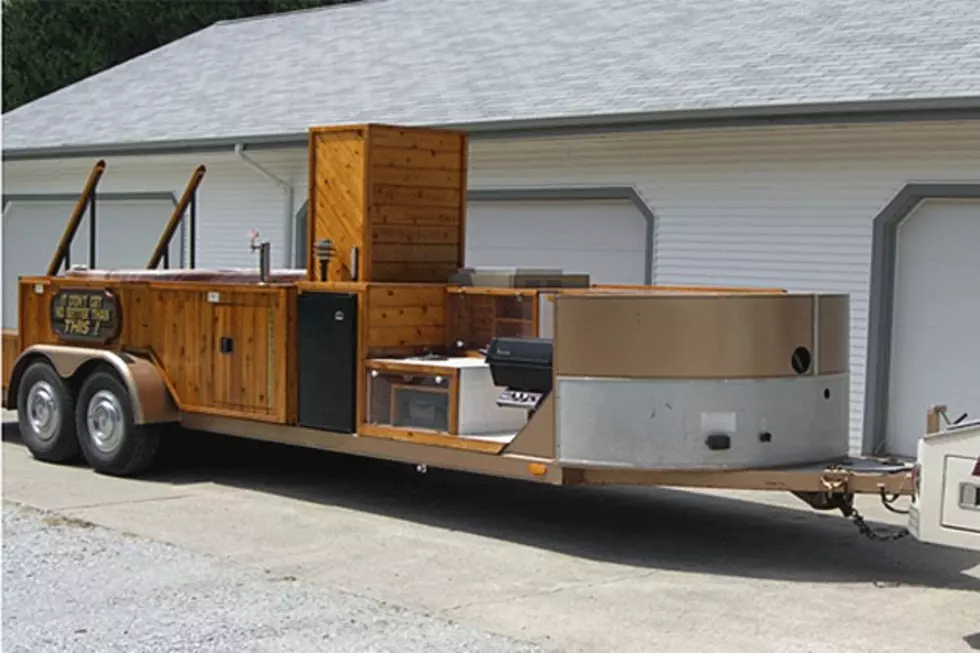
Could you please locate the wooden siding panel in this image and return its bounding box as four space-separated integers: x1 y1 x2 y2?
372 185 461 208
371 263 458 284
365 284 446 356
309 128 366 282
306 124 467 284
15 278 292 423
372 224 459 245
368 127 464 152
364 125 468 283
370 166 464 189
371 146 463 171
375 204 460 225
372 244 459 264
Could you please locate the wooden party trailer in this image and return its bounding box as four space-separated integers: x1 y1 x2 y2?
2 123 931 542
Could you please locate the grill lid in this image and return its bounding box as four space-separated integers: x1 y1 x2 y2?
485 337 553 367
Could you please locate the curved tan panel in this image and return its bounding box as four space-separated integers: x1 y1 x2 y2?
817 294 850 374
554 293 846 379
11 345 178 424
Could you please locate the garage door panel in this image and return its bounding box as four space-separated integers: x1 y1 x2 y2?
464 248 638 281
887 199 980 457
2 199 178 328
467 207 641 248
74 201 181 269
465 199 647 284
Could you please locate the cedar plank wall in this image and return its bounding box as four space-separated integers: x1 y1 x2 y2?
308 127 366 282
367 125 468 283
365 284 446 356
17 278 294 424
307 124 468 284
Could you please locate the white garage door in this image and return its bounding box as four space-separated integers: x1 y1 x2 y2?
465 200 648 284
887 199 980 457
2 199 180 328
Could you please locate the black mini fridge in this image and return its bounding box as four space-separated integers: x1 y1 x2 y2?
296 292 358 433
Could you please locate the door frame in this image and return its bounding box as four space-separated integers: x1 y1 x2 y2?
862 183 980 456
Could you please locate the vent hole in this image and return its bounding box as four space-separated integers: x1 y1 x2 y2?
791 346 812 374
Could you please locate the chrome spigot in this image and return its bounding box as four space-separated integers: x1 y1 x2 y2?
248 229 271 284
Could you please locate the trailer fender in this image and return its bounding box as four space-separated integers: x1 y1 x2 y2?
5 345 178 425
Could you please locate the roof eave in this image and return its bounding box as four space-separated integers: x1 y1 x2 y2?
4 96 980 162
457 95 980 138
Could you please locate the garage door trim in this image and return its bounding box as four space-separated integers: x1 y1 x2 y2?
2 191 182 267
863 183 980 455
468 187 656 284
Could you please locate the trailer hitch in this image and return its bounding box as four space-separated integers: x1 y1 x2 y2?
793 490 911 542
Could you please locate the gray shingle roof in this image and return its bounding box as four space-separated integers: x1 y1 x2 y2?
4 0 980 155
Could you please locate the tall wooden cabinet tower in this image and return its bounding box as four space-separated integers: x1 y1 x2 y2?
307 124 469 283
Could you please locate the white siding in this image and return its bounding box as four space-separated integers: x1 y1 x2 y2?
464 120 980 451
2 148 307 270
4 120 979 452
2 198 180 328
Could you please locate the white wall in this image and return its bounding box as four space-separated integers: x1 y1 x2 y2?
464 120 980 451
4 120 979 450
2 148 307 270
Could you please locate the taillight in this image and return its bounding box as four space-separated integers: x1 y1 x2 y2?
973 457 980 477
912 463 921 497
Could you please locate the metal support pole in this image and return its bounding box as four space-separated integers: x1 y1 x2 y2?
189 194 197 269
88 192 97 268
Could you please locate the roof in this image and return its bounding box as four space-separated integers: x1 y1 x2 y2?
4 0 980 159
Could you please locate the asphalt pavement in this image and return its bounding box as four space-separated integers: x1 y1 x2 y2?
3 411 979 652
2 501 548 653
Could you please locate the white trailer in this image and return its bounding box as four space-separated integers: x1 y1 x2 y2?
908 405 980 552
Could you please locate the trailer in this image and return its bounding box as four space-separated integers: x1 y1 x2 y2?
1 123 974 549
907 406 980 551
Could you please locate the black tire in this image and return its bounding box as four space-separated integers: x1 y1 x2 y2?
74 369 161 476
16 361 81 463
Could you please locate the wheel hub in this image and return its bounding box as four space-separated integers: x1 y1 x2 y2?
86 390 124 453
26 381 61 442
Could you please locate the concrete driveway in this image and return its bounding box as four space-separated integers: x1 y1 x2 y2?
3 412 979 653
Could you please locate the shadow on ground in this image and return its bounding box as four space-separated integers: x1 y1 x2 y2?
4 421 980 590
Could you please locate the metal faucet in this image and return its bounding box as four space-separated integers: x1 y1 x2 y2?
248 230 271 284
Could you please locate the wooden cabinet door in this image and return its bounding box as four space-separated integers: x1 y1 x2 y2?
211 303 273 412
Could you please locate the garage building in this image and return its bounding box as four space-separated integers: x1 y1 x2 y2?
2 0 979 458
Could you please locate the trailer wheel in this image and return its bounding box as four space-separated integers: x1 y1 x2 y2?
74 369 161 477
16 360 81 463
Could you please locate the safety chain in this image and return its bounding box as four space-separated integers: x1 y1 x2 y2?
839 501 911 542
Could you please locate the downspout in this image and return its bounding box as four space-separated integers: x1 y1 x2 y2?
234 144 295 268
